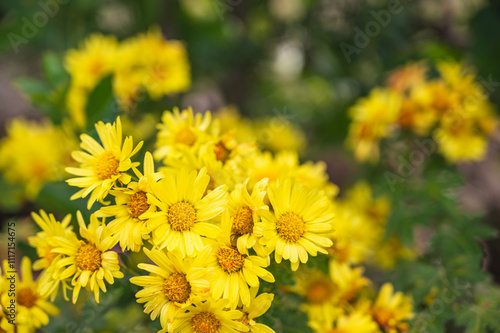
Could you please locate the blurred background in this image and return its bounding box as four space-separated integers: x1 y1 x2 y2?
1 0 500 331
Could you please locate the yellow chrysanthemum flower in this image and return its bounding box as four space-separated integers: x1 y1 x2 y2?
260 178 334 271
371 283 414 333
66 116 143 209
207 211 275 308
0 118 77 199
133 28 191 100
171 297 249 333
112 28 191 108
96 152 163 252
346 88 402 163
51 211 123 304
28 210 74 301
227 179 269 255
65 34 118 90
130 247 211 333
28 210 73 271
234 291 275 333
434 122 488 163
293 262 370 328
155 107 216 161
144 167 227 257
327 206 378 265
65 34 118 127
1 257 59 332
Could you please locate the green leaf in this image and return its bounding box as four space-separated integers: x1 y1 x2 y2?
42 52 69 87
15 78 50 98
85 75 118 130
456 303 500 333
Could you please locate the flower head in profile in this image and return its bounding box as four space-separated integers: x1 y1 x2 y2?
227 179 269 256
1 257 59 332
66 116 143 209
144 167 227 257
171 297 249 333
96 152 162 252
207 212 275 308
51 211 123 303
28 210 74 301
260 178 334 271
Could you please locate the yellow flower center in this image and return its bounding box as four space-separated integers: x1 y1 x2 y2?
232 207 254 236
306 279 334 304
17 288 38 308
217 246 246 273
76 243 102 272
214 142 230 162
175 127 197 146
372 308 394 330
95 151 119 180
191 311 220 333
168 202 196 231
163 272 191 304
128 191 150 218
276 212 305 243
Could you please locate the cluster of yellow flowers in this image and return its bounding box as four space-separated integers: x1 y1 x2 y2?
65 28 190 128
346 61 498 163
0 107 415 333
293 182 414 333
0 118 77 199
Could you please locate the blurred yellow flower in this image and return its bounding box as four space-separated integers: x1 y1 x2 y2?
65 34 118 127
371 283 414 333
1 257 59 332
0 118 77 199
346 88 402 163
